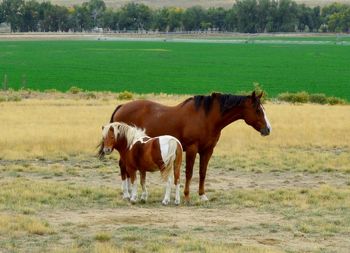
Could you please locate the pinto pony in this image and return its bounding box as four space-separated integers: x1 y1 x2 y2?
98 91 271 202
102 122 183 205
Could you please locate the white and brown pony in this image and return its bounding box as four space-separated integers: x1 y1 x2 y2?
102 122 183 205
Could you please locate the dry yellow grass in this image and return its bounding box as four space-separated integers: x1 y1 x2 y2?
1 94 349 252
0 96 349 172
0 214 54 236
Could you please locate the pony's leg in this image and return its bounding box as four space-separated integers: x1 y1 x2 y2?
162 176 172 205
174 183 180 205
184 146 197 203
129 171 138 203
120 159 133 195
198 148 214 202
120 160 130 200
140 171 148 202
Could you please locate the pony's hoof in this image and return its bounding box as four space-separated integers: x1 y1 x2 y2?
130 197 137 204
162 199 170 206
174 199 180 205
123 195 130 200
199 194 209 202
140 193 148 202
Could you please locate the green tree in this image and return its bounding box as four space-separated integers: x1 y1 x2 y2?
182 6 207 31
168 7 183 31
118 3 152 31
208 7 227 31
276 0 298 32
235 0 258 33
0 3 5 23
2 0 25 32
85 0 106 27
327 7 350 32
21 0 40 31
101 8 120 30
152 7 170 31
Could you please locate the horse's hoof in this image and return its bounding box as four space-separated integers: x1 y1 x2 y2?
199 194 209 202
174 199 180 205
130 197 137 204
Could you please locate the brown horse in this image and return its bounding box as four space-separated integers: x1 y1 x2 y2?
102 122 183 205
99 91 271 202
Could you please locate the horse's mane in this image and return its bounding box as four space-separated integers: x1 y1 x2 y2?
183 93 248 115
103 122 147 149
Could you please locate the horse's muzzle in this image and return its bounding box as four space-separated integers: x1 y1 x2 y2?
260 126 271 136
103 147 113 154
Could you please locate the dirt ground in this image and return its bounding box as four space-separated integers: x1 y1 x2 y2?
1 156 349 253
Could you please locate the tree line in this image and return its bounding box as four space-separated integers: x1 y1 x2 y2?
1 0 350 33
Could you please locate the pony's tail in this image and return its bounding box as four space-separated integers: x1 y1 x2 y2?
160 139 182 181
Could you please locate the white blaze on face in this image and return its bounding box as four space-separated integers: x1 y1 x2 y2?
260 105 272 133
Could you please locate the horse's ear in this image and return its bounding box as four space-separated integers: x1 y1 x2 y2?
251 91 257 101
109 126 114 132
102 126 104 130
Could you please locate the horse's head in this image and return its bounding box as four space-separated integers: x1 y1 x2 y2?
242 91 272 136
101 124 117 155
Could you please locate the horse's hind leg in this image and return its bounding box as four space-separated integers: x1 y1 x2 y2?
140 171 148 202
184 145 197 203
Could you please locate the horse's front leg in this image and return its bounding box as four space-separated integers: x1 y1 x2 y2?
162 176 172 205
129 170 138 203
140 171 148 202
198 148 214 202
119 159 130 200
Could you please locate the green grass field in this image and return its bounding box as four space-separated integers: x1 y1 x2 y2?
1 39 350 100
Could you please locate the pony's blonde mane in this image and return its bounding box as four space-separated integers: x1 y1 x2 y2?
102 122 147 149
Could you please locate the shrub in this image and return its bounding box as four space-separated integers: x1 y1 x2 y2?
83 92 97 99
44 89 59 93
277 91 309 103
327 96 347 105
0 96 6 102
118 91 133 100
68 86 82 94
7 95 22 102
309 93 328 104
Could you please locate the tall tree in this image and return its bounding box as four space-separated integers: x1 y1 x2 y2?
21 0 40 31
235 0 259 33
208 7 227 31
2 0 25 32
85 0 106 28
118 3 152 31
182 6 207 31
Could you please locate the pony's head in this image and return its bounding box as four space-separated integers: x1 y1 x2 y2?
101 123 117 155
242 91 271 136
100 122 147 156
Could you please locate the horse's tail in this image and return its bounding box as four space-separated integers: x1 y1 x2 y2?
110 104 123 123
160 138 183 182
97 104 123 159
